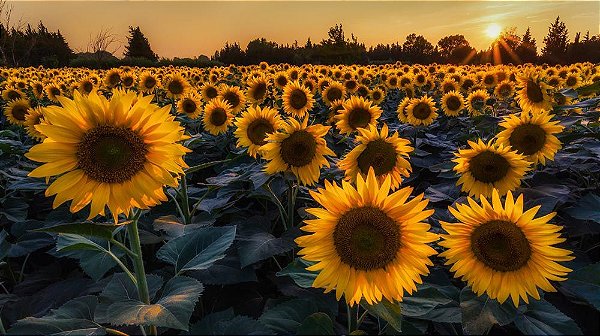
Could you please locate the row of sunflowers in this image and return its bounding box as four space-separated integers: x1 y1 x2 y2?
1 62 599 335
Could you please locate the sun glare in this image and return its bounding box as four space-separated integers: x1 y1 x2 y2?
485 23 502 39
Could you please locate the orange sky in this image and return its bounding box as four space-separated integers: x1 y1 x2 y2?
5 1 600 58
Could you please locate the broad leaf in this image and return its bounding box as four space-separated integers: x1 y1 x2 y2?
363 299 403 332
8 296 104 336
276 258 317 288
561 263 600 311
95 276 203 331
460 287 517 335
100 273 164 302
259 299 319 334
35 222 118 240
237 227 297 268
157 226 236 274
514 299 582 335
297 313 334 335
565 193 600 223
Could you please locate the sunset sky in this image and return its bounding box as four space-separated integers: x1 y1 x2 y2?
5 1 600 59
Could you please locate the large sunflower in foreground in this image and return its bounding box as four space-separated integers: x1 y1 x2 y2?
453 139 530 199
406 96 438 126
234 106 284 158
439 189 573 306
338 124 413 190
26 91 189 222
260 118 334 185
335 96 382 135
296 167 438 306
516 72 554 114
282 81 315 118
496 112 564 166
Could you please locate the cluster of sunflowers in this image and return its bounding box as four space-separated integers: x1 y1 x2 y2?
1 61 598 310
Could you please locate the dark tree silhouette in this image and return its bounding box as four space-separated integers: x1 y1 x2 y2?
515 27 538 64
124 26 158 62
542 16 569 64
402 34 437 64
437 34 475 64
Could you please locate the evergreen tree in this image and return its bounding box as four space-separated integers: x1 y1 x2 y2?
542 16 569 64
516 27 538 64
124 26 158 62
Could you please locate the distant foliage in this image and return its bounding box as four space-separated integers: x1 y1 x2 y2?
124 26 159 62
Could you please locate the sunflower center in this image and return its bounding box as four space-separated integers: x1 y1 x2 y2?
334 206 401 270
182 99 197 114
247 118 274 145
209 107 228 126
372 91 382 101
509 123 547 155
413 102 432 120
123 77 134 87
77 125 147 184
347 107 371 130
526 80 544 103
205 86 218 99
289 89 308 110
471 220 531 272
144 77 157 89
12 105 28 121
357 139 397 176
443 83 455 93
279 130 316 167
50 88 61 96
108 73 120 86
252 82 267 100
168 80 184 95
277 76 288 87
223 91 240 108
468 150 510 183
446 96 461 111
82 81 93 93
326 87 343 102
566 77 577 87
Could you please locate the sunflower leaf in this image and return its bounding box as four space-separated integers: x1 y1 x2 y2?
156 226 236 274
460 287 517 335
35 222 118 240
362 298 403 332
561 263 600 311
514 299 582 335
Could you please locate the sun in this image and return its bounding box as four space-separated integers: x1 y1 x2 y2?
485 23 502 39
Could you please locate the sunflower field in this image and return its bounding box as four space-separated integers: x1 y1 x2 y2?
1 62 600 335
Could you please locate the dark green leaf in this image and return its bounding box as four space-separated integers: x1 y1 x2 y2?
157 226 236 273
8 296 104 336
514 299 582 335
185 159 231 174
259 299 319 333
561 263 600 311
100 273 164 302
276 258 317 288
297 313 335 335
237 227 297 268
460 287 517 335
36 222 118 240
363 299 402 332
565 193 600 223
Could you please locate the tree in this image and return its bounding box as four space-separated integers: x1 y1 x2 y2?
124 26 158 62
542 16 569 64
245 38 278 64
515 27 538 63
402 33 436 64
437 34 474 64
213 42 245 65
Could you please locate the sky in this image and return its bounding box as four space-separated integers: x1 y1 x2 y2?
4 1 600 59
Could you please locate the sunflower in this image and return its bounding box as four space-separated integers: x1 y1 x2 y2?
453 139 531 199
177 93 202 119
564 73 582 89
440 79 460 94
494 80 515 100
77 78 96 95
370 87 385 105
45 84 63 103
321 82 346 106
25 91 189 222
4 98 30 125
338 124 412 190
2 88 25 101
406 96 438 126
516 72 553 114
441 91 465 117
200 83 219 102
103 69 121 88
397 97 411 123
296 167 438 306
31 82 45 99
203 98 234 135
274 71 289 89
335 96 382 135
24 106 47 141
282 81 315 118
261 118 334 186
496 112 564 166
466 89 490 116
439 189 574 306
218 85 246 114
234 106 284 158
138 72 160 93
164 74 190 99
246 76 270 104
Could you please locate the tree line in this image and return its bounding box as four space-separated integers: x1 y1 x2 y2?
0 10 598 68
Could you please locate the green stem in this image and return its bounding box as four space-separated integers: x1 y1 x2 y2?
263 183 288 230
0 317 6 335
356 309 369 330
18 253 30 283
286 180 296 228
346 303 353 333
110 239 137 259
126 211 155 336
180 176 191 224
